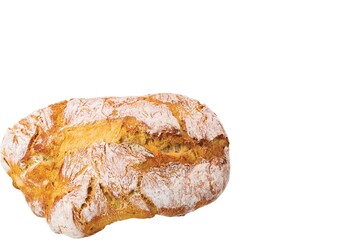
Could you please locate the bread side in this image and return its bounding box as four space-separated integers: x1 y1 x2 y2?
0 93 230 238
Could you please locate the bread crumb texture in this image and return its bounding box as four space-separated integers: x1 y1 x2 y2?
0 93 230 238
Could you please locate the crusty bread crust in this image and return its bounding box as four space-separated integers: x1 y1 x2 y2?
1 93 230 238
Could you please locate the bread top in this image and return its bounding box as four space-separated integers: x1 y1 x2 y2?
0 93 229 237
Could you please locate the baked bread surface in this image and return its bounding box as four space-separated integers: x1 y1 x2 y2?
0 93 230 238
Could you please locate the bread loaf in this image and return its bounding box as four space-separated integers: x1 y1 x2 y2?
0 93 230 238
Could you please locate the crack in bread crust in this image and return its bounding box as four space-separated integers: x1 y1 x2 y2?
0 93 230 238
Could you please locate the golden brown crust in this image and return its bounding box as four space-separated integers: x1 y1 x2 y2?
1 93 230 238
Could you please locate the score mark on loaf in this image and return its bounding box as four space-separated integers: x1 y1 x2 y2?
0 93 230 238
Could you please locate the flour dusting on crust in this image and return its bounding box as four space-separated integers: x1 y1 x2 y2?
141 157 229 213
0 107 53 168
151 93 226 140
64 98 180 135
49 189 86 238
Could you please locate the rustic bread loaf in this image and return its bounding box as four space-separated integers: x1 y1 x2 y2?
0 93 230 238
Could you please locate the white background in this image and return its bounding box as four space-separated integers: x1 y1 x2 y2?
0 1 359 239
